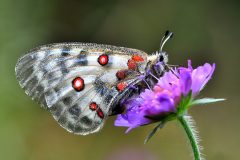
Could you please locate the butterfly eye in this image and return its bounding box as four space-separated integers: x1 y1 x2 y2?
159 55 164 62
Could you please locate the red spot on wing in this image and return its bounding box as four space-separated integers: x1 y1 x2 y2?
116 82 128 92
89 102 104 119
116 70 126 80
97 108 104 119
98 54 109 66
72 77 84 92
89 102 97 111
127 55 145 70
132 55 144 62
127 59 137 70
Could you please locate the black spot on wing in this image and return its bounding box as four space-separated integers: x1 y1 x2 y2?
68 104 81 117
76 53 88 65
74 125 84 133
59 58 69 75
60 67 69 75
103 89 118 104
61 52 70 57
33 85 44 101
104 94 114 104
50 105 64 119
80 116 93 126
47 72 55 79
67 123 75 131
61 46 71 56
62 97 72 105
54 86 61 93
96 86 110 97
94 79 110 96
58 114 67 124
42 68 48 76
36 85 44 93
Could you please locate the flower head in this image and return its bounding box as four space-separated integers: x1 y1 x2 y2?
115 60 216 132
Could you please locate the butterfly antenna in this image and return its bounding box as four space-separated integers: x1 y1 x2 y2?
160 30 174 52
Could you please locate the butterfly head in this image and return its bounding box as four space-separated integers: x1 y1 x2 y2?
147 31 173 77
148 31 173 65
157 51 169 64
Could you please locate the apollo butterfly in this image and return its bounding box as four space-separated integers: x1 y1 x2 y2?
15 31 173 135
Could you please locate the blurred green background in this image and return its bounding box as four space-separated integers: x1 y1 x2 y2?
0 0 239 160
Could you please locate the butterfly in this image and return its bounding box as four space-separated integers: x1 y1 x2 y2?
15 31 173 135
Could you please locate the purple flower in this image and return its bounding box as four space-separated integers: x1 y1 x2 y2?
114 60 215 132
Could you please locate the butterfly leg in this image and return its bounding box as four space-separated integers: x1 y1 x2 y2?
152 61 168 78
136 61 158 90
166 64 179 78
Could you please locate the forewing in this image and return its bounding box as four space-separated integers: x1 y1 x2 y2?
15 43 148 135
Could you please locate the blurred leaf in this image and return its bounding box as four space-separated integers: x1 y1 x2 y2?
144 121 165 144
191 98 225 106
144 113 176 144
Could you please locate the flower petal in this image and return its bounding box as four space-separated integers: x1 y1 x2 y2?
114 98 152 132
191 63 215 95
179 70 192 96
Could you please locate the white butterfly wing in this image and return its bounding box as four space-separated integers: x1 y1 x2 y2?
15 43 148 135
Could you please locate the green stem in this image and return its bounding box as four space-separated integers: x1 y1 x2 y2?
178 115 202 160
